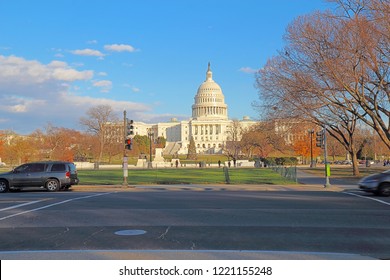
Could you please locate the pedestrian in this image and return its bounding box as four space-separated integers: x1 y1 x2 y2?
218 160 221 168
175 159 179 168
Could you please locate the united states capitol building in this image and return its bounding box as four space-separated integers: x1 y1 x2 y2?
130 63 257 155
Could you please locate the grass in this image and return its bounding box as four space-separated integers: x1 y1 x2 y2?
77 168 296 185
300 165 389 183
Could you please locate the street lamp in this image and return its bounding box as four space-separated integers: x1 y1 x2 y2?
148 128 154 168
308 129 314 168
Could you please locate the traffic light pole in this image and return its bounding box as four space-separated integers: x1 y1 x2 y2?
122 110 128 187
316 127 331 188
323 126 331 188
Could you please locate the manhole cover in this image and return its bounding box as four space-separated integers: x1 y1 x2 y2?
115 230 147 236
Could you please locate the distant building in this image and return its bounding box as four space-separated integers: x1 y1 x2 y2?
131 63 257 155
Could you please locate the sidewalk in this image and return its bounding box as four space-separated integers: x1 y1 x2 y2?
297 168 359 191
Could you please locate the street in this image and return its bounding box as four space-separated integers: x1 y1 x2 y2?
0 184 389 259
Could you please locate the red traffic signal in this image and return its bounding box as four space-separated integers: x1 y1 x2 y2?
125 138 132 150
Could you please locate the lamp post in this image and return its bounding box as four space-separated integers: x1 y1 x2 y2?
308 129 314 168
323 126 331 188
148 128 154 169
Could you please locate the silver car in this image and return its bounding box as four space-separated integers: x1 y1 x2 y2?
359 169 390 196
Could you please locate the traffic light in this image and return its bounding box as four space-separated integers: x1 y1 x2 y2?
316 129 324 148
127 119 134 136
125 138 132 150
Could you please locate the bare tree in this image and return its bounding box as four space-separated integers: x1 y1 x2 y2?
80 105 119 163
224 120 243 161
326 0 390 148
256 52 363 175
241 121 288 159
255 0 389 175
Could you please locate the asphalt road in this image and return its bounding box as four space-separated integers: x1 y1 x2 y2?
0 184 389 260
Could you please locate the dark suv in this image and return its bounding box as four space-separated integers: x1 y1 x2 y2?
0 161 79 193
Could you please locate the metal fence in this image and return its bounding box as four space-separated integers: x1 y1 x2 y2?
269 165 298 182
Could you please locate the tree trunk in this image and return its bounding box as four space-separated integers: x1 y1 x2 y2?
350 150 360 176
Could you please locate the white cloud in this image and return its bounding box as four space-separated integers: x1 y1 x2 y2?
122 62 134 67
124 83 141 93
93 80 112 93
71 48 105 57
132 87 140 93
0 54 155 133
71 95 150 112
104 44 136 52
239 67 258 74
93 80 112 87
0 55 93 84
53 68 93 81
0 95 47 113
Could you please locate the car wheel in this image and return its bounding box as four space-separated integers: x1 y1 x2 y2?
378 183 390 197
0 179 9 193
46 179 60 192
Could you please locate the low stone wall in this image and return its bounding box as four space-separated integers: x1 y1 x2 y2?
74 162 95 169
74 162 122 170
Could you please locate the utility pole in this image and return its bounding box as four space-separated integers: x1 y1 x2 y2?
316 126 331 188
122 110 128 187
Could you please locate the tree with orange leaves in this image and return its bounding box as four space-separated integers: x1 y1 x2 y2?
293 135 322 164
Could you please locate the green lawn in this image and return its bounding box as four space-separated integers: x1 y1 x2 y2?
300 165 389 183
78 168 296 185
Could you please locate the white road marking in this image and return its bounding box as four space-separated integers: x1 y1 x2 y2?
0 192 113 221
344 191 390 206
0 200 43 212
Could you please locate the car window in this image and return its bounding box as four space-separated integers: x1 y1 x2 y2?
68 164 76 172
14 164 29 173
27 164 45 172
51 164 66 172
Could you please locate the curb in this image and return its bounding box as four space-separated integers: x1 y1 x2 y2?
70 183 346 192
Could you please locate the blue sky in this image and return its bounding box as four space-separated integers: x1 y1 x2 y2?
0 0 333 134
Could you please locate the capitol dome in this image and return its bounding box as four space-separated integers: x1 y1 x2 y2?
192 63 228 120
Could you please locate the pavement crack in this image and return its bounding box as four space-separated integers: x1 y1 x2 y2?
157 226 171 240
191 242 196 250
83 228 105 246
38 227 70 241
